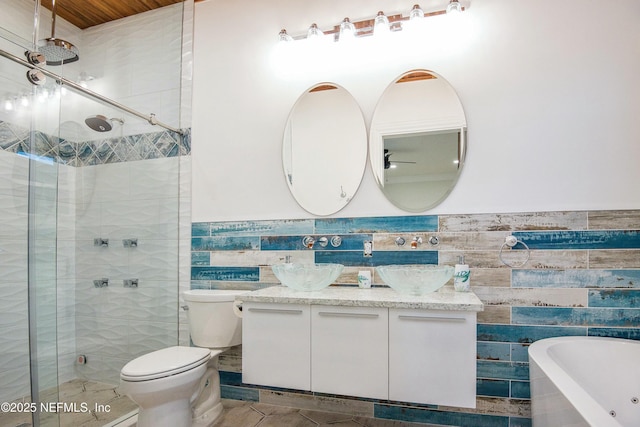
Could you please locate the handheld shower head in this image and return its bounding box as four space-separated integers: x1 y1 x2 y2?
85 115 124 132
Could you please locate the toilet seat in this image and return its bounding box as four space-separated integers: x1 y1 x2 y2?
121 346 211 382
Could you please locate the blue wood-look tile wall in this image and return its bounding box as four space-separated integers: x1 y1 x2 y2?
191 210 640 427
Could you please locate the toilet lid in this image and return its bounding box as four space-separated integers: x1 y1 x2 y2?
121 346 211 382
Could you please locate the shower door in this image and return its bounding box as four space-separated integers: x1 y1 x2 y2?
1 0 190 425
0 2 62 425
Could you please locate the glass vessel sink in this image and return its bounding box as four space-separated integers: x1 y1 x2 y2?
272 263 344 291
376 264 454 295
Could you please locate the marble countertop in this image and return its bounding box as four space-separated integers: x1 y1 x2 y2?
237 285 484 312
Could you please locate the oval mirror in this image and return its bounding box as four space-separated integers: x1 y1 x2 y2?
283 83 367 215
369 70 467 212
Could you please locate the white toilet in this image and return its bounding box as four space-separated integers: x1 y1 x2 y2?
120 289 246 427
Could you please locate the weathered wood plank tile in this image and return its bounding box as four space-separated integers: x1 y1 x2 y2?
440 212 587 232
512 269 640 288
589 250 640 268
588 210 640 230
474 287 588 307
478 306 510 324
315 216 438 233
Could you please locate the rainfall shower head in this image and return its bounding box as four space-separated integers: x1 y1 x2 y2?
38 0 79 65
85 115 125 132
39 38 79 66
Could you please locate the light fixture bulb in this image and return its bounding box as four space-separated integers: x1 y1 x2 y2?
447 0 463 14
339 17 356 41
307 23 325 40
4 98 14 111
278 29 293 42
409 4 424 20
374 11 390 36
20 95 29 107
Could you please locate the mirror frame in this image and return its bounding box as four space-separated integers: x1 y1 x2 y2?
369 70 467 212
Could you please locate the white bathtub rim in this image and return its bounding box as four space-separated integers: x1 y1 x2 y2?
529 336 631 427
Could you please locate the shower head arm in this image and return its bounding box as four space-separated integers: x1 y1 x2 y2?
50 0 58 39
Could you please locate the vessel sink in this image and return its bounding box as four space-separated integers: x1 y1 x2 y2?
376 264 454 295
272 263 344 291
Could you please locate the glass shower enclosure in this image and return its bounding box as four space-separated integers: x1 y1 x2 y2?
0 1 192 425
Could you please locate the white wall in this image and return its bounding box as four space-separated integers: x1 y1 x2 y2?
191 0 640 221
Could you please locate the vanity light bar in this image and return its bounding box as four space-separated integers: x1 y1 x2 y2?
278 1 468 43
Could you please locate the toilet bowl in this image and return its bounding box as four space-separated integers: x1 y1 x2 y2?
120 289 247 427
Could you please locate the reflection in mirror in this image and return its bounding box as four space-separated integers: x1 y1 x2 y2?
283 83 367 216
370 70 466 212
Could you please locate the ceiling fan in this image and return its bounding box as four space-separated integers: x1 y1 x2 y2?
384 149 417 169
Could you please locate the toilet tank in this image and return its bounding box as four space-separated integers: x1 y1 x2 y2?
183 290 247 348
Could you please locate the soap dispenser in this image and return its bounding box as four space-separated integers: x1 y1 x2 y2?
454 255 470 292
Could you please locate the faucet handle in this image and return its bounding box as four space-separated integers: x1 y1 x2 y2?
302 236 315 249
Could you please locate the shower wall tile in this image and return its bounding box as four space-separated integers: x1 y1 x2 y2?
70 157 184 386
127 320 179 359
0 149 28 195
0 326 29 371
0 365 30 404
0 284 28 329
0 242 28 283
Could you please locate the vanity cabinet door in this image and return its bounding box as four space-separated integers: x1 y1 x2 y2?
389 309 477 408
242 302 311 390
311 305 388 399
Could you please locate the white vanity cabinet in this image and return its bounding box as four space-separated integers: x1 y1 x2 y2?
240 286 483 407
242 302 311 390
311 305 388 399
389 308 477 408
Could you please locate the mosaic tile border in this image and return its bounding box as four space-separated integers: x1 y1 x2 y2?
0 120 190 166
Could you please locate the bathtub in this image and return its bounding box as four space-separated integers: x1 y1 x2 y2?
529 336 640 427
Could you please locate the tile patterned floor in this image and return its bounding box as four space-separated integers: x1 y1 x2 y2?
2 389 436 427
213 400 438 427
0 379 137 427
